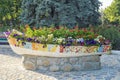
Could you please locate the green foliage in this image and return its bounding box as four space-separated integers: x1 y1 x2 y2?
25 27 34 38
10 25 106 46
0 26 10 32
98 26 120 50
0 0 22 26
103 0 120 25
20 0 101 28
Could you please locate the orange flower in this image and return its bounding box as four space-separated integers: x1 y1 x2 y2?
69 29 74 32
95 34 98 37
33 27 36 30
74 26 78 29
88 35 93 39
51 29 54 32
82 28 87 32
25 24 29 29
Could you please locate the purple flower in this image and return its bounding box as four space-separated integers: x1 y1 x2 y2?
17 38 20 41
4 32 10 35
21 38 25 40
91 40 97 44
85 39 97 45
26 38 32 42
104 40 110 45
3 32 11 37
13 34 19 37
66 43 71 46
36 40 40 43
68 39 74 44
85 40 90 45
22 42 26 45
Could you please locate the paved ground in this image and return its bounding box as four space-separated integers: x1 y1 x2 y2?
0 45 120 80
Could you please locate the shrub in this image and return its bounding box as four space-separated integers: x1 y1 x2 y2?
98 27 120 50
20 0 101 28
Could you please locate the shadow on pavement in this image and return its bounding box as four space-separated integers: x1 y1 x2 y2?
0 45 21 58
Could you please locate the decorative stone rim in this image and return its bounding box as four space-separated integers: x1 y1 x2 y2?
10 45 102 57
7 37 111 54
111 50 120 55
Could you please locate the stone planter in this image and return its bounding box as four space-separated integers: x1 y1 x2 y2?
7 37 111 71
10 45 101 71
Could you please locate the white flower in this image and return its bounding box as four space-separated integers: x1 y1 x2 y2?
57 38 64 43
12 29 23 35
94 38 100 42
48 34 53 38
79 38 84 42
76 38 84 42
97 35 105 39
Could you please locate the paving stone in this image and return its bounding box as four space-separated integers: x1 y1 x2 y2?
82 62 101 70
0 45 120 80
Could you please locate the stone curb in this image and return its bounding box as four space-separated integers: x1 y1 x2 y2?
111 50 120 55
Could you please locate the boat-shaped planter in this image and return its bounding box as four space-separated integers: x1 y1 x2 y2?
7 37 111 56
4 30 111 71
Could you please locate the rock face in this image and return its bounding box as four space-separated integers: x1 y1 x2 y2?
50 65 59 72
22 54 101 71
61 63 72 71
23 61 36 70
22 56 37 70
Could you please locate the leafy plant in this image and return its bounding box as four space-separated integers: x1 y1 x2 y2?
9 25 111 47
98 27 120 50
25 25 34 38
0 0 22 26
103 0 120 25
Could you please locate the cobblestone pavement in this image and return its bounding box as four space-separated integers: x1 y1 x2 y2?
0 45 120 80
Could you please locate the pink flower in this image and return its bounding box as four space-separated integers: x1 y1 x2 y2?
104 40 110 45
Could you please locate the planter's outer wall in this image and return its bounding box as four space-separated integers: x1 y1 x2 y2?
8 37 111 55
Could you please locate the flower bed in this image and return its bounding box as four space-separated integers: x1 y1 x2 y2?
7 37 111 54
4 25 111 54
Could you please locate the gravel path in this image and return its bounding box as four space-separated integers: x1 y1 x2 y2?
0 45 120 80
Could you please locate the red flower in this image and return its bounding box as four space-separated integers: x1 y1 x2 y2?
60 45 64 53
56 26 60 29
82 28 87 32
69 29 74 32
74 26 78 29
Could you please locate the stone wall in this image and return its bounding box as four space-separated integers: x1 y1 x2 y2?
22 54 101 72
